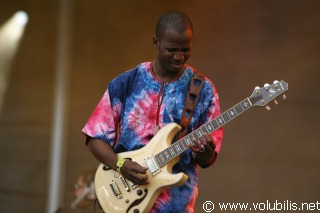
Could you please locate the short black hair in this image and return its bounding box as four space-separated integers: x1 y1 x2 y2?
155 10 193 40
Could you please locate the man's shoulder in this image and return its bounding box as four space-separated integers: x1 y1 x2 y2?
112 62 150 82
108 62 151 96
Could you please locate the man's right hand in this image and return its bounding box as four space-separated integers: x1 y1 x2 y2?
121 160 149 185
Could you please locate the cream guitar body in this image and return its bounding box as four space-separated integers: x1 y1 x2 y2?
95 123 188 213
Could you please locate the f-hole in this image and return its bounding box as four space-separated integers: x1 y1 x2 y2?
126 189 148 213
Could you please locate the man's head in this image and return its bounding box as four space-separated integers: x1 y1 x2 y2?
155 11 193 41
153 11 193 78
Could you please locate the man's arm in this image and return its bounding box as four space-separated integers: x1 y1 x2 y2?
87 137 149 185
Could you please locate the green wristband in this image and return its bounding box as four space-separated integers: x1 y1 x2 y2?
116 156 127 174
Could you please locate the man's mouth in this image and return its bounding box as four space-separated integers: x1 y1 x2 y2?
172 63 184 70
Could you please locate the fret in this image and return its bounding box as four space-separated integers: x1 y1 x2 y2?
190 132 198 140
172 143 178 154
196 129 202 138
205 122 214 132
234 103 244 114
185 136 193 146
178 143 183 152
187 132 194 140
168 147 176 157
180 141 186 150
187 137 193 145
175 143 182 153
154 155 160 167
200 125 209 135
200 127 206 135
216 115 225 126
164 150 170 160
183 140 189 149
222 112 231 123
155 155 160 165
241 99 251 110
157 153 167 165
158 153 165 165
156 154 161 165
240 102 245 110
198 128 206 137
211 119 220 130
154 155 161 167
227 107 237 118
161 152 166 164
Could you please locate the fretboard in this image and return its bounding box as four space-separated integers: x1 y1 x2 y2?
154 98 252 167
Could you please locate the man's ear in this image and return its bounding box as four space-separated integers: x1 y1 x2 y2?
152 36 159 48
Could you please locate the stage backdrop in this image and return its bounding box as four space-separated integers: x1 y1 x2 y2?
0 0 319 212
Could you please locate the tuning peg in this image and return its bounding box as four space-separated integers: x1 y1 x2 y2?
273 100 278 105
273 80 279 84
282 94 287 100
264 83 270 87
265 105 271 111
254 86 261 94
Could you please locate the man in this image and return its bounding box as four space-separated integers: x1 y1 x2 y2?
82 10 223 213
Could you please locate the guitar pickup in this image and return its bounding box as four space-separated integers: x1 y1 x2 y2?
145 157 160 176
128 180 138 189
119 175 130 192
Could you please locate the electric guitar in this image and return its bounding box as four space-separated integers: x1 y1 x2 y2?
94 80 288 213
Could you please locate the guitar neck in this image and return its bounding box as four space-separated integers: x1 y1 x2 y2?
154 98 253 167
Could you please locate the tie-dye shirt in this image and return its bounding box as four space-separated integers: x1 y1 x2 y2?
82 62 223 213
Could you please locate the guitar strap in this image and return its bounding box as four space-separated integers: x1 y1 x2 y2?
177 70 205 140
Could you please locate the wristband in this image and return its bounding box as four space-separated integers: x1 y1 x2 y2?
116 156 127 174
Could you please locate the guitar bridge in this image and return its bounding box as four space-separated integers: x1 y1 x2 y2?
145 156 160 176
109 180 122 199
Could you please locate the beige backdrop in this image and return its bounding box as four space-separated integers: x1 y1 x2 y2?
0 0 319 212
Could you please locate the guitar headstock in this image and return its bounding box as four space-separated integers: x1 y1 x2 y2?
249 80 288 109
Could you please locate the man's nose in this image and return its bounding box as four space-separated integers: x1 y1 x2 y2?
174 52 184 61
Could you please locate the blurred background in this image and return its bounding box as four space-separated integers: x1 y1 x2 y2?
0 0 319 212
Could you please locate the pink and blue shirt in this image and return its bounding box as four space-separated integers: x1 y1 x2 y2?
82 62 223 213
